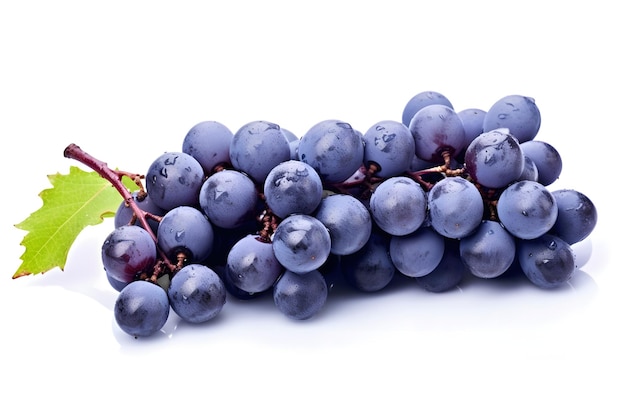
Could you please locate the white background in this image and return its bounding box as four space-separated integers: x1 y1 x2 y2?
1 1 623 416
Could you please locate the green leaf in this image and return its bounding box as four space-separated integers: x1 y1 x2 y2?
13 166 139 279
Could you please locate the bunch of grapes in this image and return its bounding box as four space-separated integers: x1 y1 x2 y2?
97 91 597 338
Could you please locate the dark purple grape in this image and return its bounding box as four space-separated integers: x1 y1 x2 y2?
341 231 395 292
102 225 157 284
549 189 598 245
464 128 524 189
409 104 466 163
518 234 575 289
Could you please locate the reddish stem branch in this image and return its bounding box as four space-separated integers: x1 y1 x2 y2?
63 143 176 272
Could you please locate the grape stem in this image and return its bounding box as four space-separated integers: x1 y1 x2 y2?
63 143 177 275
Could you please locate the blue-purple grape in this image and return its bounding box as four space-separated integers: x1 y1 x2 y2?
464 128 524 189
263 160 323 219
389 226 445 277
482 95 541 143
497 180 557 240
273 269 328 320
518 155 539 182
229 120 291 184
157 206 214 263
298 119 364 183
168 264 226 324
459 220 516 278
519 140 562 186
427 176 484 239
272 214 331 274
199 169 259 228
369 176 427 236
226 234 284 294
146 151 205 211
402 91 454 127
114 280 170 338
314 193 372 255
182 120 233 174
362 120 415 177
457 108 486 146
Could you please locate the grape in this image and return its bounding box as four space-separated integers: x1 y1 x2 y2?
167 264 226 324
114 190 165 235
229 120 291 184
114 280 170 338
389 226 445 277
341 231 395 292
226 234 284 293
464 128 524 189
401 91 454 127
157 206 214 263
482 95 541 143
518 234 576 289
518 155 539 182
519 140 562 186
314 193 372 255
362 120 415 177
427 176 484 239
497 180 558 240
182 120 233 174
263 160 323 219
281 128 299 143
369 176 427 236
146 151 205 211
273 269 328 320
102 225 157 284
107 272 129 292
408 104 466 163
272 214 331 274
414 239 464 292
459 220 516 278
549 189 598 245
298 119 364 183
70 90 598 332
282 128 300 160
457 108 486 146
199 169 259 228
